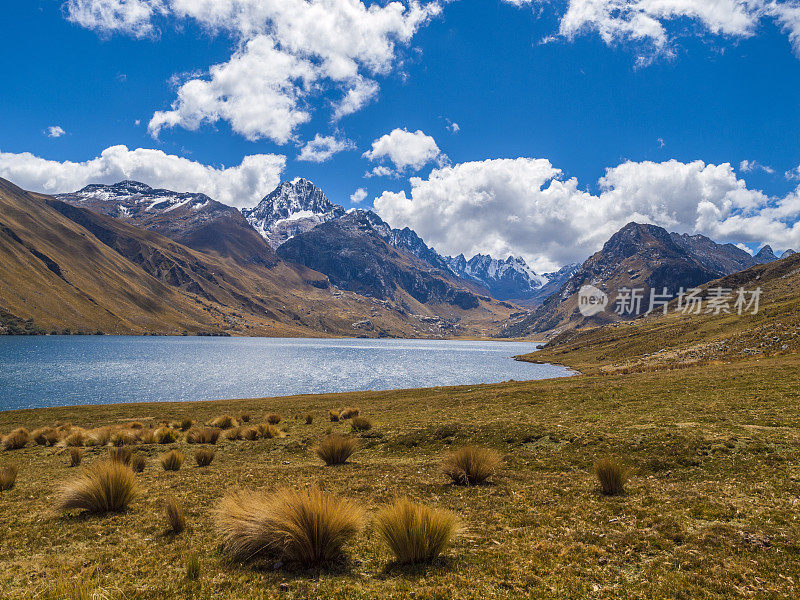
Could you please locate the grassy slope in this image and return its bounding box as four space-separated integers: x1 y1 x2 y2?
523 252 800 373
1 354 800 598
0 179 515 338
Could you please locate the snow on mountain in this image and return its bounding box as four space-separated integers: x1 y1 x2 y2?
58 180 218 220
442 253 575 304
242 178 346 249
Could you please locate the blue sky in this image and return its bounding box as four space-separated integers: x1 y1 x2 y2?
2 0 800 270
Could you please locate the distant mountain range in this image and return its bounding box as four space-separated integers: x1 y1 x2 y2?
4 175 792 339
2 177 516 337
501 222 790 338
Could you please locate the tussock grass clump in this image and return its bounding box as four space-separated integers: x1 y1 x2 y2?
130 454 147 473
32 427 59 446
128 421 144 430
0 464 18 491
305 414 314 425
339 407 359 420
329 410 340 422
88 427 112 447
2 428 30 451
64 430 87 447
179 418 193 431
57 460 138 513
68 447 83 467
443 446 501 486
315 434 357 466
241 427 259 441
109 447 132 465
224 427 242 441
215 487 363 566
110 430 137 446
375 498 459 564
160 450 185 471
351 416 372 432
257 423 283 439
209 415 236 429
186 427 220 444
239 413 250 423
194 448 215 467
155 427 178 444
165 495 186 534
594 457 628 496
185 551 200 581
265 413 282 425
139 428 156 444
37 573 108 600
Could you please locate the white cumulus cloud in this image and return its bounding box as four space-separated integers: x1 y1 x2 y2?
0 145 285 209
374 157 800 272
363 128 444 174
66 0 442 143
350 187 368 204
507 0 800 60
298 134 356 163
46 126 66 138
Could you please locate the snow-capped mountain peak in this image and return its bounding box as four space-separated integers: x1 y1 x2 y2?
443 252 577 304
57 181 218 219
242 178 346 249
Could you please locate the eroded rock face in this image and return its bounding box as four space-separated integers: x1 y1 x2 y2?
277 210 480 309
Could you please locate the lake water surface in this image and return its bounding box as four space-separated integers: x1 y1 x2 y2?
0 336 572 411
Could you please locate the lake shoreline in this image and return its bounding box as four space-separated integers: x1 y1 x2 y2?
0 336 570 411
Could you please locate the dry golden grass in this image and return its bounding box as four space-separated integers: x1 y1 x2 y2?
329 410 340 422
224 427 242 441
194 448 215 467
2 428 29 450
215 487 362 566
31 427 58 446
339 407 359 420
208 415 236 429
130 454 146 473
165 495 186 534
179 418 194 431
186 427 220 444
160 450 185 471
241 427 259 441
239 414 250 423
265 413 282 425
443 446 501 486
64 430 87 447
0 464 18 491
108 447 132 465
315 434 357 466
375 498 458 564
305 414 314 425
185 551 200 581
68 447 83 468
256 423 283 439
139 428 156 444
350 416 372 432
594 456 628 496
155 427 178 444
88 426 112 446
56 460 138 513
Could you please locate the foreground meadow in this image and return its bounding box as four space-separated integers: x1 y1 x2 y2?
1 355 800 599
